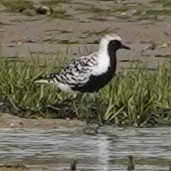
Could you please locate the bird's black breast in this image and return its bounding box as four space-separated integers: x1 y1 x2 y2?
72 56 116 92
72 68 116 92
72 40 118 93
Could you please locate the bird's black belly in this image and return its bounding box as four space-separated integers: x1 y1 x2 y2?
72 43 117 93
72 67 116 92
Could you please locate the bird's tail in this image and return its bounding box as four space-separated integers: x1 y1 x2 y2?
34 74 56 84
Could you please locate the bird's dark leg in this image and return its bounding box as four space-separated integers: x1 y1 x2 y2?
93 92 104 127
83 93 104 134
42 93 81 116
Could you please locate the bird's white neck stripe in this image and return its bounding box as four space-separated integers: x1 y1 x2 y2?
99 34 122 53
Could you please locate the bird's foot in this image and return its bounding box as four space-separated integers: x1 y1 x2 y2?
83 123 103 135
46 103 71 111
42 101 75 119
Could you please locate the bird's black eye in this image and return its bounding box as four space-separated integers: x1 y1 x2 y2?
108 40 122 50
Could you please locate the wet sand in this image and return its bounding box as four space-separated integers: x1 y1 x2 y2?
0 113 86 128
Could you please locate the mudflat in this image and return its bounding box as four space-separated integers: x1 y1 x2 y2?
0 113 86 128
0 0 171 70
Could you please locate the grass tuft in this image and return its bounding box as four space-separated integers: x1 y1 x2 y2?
0 57 171 126
151 0 171 7
84 28 120 37
0 0 34 13
79 5 112 16
51 9 73 20
41 0 71 5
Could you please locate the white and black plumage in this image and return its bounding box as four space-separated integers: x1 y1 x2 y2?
35 34 131 93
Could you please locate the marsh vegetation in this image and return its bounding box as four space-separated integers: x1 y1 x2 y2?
0 57 170 126
0 0 171 126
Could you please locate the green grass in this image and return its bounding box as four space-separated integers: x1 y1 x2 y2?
132 1 171 21
51 9 73 19
100 68 171 126
41 0 71 5
0 22 8 26
0 57 171 126
151 0 171 7
43 39 79 44
0 163 27 169
0 0 72 18
0 58 62 118
135 9 171 21
0 0 34 13
145 9 171 16
113 6 130 12
84 28 120 37
79 5 112 16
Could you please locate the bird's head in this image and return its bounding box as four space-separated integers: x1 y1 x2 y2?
99 34 131 53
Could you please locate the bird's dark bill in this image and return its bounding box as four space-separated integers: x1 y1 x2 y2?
121 44 131 50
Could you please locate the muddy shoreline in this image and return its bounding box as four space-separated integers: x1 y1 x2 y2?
0 113 86 128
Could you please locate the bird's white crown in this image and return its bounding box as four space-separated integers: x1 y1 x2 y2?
99 34 122 52
103 34 122 42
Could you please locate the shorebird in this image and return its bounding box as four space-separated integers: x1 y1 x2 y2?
35 34 130 128
35 34 131 93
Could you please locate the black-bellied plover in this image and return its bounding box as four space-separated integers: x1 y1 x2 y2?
35 34 130 92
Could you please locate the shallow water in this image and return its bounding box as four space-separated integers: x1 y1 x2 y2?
0 127 171 170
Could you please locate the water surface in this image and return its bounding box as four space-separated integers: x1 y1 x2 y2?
0 127 170 170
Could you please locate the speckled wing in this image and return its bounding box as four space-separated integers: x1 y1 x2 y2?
55 52 98 87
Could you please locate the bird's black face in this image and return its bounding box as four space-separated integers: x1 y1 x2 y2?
108 40 131 51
